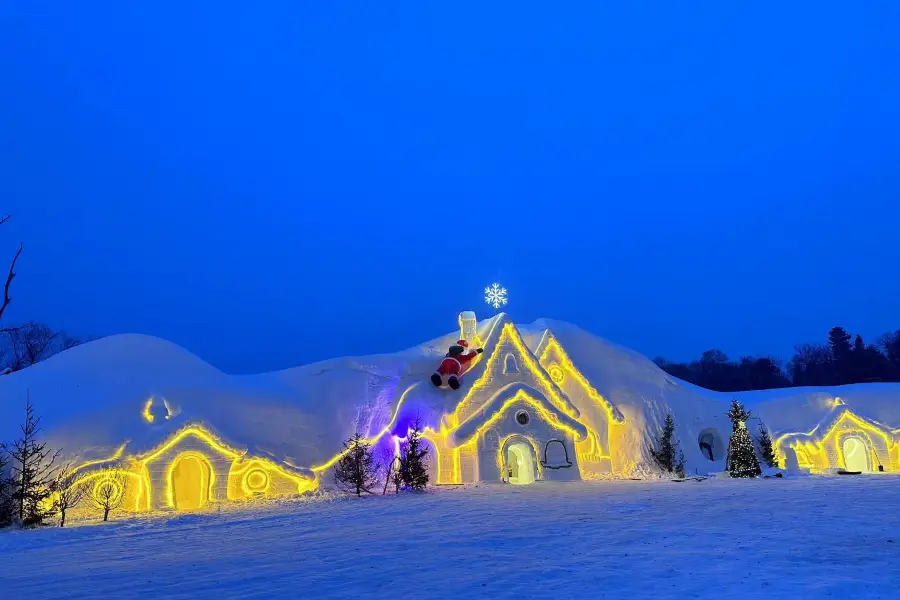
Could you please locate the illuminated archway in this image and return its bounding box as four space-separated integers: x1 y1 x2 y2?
503 437 537 485
842 437 870 472
168 452 213 510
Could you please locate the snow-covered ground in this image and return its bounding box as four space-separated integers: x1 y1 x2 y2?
3 477 899 599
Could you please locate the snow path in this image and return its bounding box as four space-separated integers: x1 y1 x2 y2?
2 477 900 599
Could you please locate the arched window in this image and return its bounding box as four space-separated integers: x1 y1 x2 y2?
504 354 519 374
482 429 500 449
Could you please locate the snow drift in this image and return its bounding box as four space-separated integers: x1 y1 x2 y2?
1 314 899 483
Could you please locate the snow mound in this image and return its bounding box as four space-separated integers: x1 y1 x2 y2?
2 317 899 480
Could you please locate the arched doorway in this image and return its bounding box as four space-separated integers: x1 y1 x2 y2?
504 439 537 485
697 428 725 462
169 453 212 510
842 437 870 472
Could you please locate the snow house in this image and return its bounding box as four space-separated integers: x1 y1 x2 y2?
2 311 900 517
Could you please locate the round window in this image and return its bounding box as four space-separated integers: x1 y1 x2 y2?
515 410 530 426
244 468 269 493
548 365 565 384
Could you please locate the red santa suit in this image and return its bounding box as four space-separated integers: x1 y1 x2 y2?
431 340 483 389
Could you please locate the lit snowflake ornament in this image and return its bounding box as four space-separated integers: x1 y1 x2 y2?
484 283 508 310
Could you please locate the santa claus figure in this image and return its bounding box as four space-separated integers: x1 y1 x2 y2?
430 339 484 390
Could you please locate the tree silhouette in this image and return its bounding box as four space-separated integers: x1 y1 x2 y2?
657 324 900 390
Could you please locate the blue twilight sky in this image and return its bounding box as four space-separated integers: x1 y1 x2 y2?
1 3 899 374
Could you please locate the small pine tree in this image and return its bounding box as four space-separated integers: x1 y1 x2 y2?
0 452 12 528
756 423 779 469
1 393 60 526
399 417 429 491
650 413 686 478
333 433 379 497
726 398 762 477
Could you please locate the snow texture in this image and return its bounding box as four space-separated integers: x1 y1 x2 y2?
2 315 900 478
2 478 900 599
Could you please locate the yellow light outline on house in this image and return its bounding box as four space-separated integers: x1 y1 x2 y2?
70 424 318 513
424 388 588 484
310 382 418 473
497 433 543 482
245 469 269 493
142 399 155 423
68 319 622 505
449 389 587 447
72 442 128 474
449 321 578 429
70 466 149 511
774 408 897 473
165 450 215 508
140 425 243 464
537 335 625 424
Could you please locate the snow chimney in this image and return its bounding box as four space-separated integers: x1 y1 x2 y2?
459 311 477 343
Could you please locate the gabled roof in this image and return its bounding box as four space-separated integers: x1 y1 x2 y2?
73 422 317 482
448 313 579 427
535 330 625 423
447 382 589 448
775 405 899 448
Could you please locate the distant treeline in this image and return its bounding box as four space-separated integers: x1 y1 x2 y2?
653 327 900 392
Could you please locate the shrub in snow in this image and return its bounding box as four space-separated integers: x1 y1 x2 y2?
380 447 399 495
756 423 779 469
399 417 429 491
52 463 86 527
649 413 686 478
1 394 60 526
726 399 762 478
333 433 379 497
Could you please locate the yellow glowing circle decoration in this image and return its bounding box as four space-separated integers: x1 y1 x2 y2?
548 364 565 384
245 468 269 493
93 477 125 505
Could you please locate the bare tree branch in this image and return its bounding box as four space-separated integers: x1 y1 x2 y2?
0 242 23 324
91 469 128 522
53 463 87 527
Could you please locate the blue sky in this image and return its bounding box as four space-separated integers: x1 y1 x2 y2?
1 2 899 373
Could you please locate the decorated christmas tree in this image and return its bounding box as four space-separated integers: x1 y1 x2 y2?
726 398 762 478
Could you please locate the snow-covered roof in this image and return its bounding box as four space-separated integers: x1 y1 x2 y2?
447 382 589 447
3 316 900 477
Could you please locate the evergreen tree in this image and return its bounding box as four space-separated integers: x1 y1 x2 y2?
756 423 779 469
725 399 761 477
879 330 900 378
649 413 686 477
828 326 853 384
333 433 379 497
852 334 867 383
1 393 60 526
399 417 429 491
0 452 12 528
